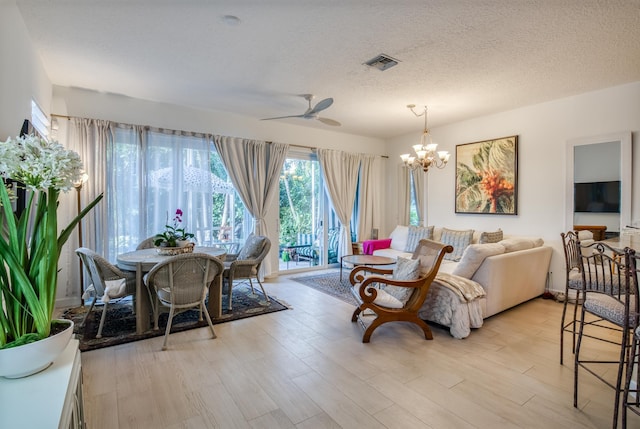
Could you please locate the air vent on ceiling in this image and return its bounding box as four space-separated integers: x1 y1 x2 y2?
364 54 399 71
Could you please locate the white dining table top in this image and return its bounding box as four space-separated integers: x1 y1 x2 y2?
116 246 227 271
600 234 640 251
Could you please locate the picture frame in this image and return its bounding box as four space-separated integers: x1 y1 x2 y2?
455 135 518 215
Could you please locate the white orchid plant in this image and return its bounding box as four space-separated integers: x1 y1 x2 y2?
0 134 103 349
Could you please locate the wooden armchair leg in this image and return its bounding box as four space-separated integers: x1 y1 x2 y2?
413 318 434 340
362 317 385 343
351 307 362 322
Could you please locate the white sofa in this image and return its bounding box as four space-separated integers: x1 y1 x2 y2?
370 225 553 337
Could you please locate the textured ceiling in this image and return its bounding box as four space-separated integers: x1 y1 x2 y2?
15 0 640 139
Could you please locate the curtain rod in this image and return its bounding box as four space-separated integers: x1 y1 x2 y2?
52 114 389 159
289 143 389 158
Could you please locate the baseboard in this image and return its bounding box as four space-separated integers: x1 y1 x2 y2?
56 296 81 309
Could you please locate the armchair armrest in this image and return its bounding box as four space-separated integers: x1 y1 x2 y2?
349 265 394 284
224 253 239 262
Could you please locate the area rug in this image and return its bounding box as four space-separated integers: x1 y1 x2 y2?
290 271 357 305
62 285 289 352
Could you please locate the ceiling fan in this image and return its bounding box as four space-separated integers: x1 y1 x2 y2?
261 94 341 126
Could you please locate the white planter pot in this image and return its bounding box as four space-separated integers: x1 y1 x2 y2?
0 319 74 379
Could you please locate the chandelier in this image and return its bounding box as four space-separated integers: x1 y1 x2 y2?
400 104 450 172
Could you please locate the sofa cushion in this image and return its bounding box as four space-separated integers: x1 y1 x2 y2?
385 257 421 304
479 229 503 244
389 225 409 251
452 243 506 279
239 234 266 259
404 225 434 252
352 285 403 309
440 228 474 261
498 237 536 253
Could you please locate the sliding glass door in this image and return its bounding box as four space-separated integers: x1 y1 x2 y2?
278 155 328 272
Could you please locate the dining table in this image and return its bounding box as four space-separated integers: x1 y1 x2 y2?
600 234 640 251
116 246 227 334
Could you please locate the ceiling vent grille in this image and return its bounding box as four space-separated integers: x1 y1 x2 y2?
364 54 399 71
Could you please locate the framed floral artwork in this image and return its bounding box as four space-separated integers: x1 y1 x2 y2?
455 135 518 214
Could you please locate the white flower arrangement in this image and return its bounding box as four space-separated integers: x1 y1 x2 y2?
0 134 83 191
0 134 102 349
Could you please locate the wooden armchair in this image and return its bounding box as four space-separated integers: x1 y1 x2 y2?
349 239 453 343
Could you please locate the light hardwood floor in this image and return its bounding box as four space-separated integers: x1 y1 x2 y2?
81 271 640 428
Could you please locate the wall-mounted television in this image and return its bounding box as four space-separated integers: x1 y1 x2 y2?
574 180 620 213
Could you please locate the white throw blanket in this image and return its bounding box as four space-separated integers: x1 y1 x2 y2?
432 272 485 303
418 272 485 339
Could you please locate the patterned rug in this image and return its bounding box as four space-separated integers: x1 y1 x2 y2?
290 271 357 305
61 285 289 351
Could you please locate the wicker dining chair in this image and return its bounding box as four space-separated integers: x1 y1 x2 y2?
222 235 271 311
76 247 137 338
144 252 224 350
136 236 157 250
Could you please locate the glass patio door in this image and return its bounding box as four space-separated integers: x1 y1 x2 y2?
278 155 326 272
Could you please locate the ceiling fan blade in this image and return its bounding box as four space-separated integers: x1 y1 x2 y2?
308 97 333 115
317 117 341 126
260 114 305 121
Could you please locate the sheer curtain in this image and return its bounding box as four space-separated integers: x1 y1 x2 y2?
213 135 289 276
316 148 361 259
69 118 112 256
106 126 212 261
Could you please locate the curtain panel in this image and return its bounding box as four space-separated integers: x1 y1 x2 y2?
356 154 383 241
411 167 425 225
70 118 112 256
398 165 411 226
316 148 361 259
213 136 289 277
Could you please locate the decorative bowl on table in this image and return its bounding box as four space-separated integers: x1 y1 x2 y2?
156 242 195 255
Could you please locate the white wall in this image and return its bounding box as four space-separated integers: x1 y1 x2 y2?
0 0 51 139
385 82 640 293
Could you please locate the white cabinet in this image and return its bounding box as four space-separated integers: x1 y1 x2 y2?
0 339 84 428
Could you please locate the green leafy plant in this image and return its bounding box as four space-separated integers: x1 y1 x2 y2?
154 209 195 247
0 135 103 349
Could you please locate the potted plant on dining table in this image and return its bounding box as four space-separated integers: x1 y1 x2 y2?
0 134 103 378
153 209 195 255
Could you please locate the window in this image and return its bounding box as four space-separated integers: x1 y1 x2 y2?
30 99 49 138
409 173 419 226
105 126 250 261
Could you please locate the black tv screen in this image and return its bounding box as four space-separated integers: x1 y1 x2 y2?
574 181 620 213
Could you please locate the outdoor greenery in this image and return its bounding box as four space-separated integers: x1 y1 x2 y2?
210 152 245 240
279 159 319 245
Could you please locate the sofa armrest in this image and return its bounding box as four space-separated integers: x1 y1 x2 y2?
472 246 552 317
362 239 392 255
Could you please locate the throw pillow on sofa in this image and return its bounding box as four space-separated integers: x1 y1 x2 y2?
479 229 503 244
440 228 474 261
452 243 506 279
404 225 434 252
384 257 421 304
